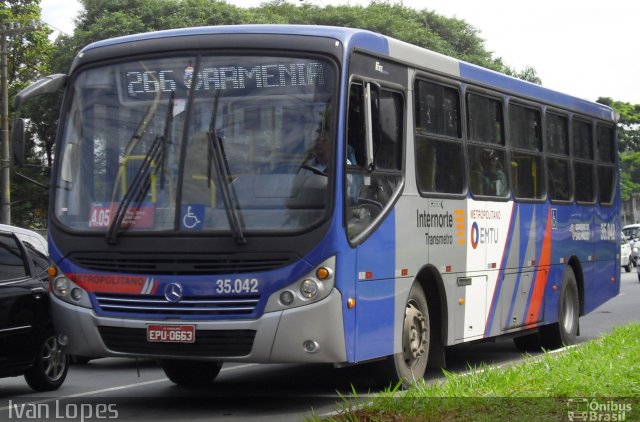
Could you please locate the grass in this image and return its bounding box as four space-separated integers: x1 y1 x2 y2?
318 322 640 421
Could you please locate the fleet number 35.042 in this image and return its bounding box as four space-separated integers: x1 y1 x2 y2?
216 278 259 294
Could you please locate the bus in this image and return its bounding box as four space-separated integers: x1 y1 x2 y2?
12 25 620 386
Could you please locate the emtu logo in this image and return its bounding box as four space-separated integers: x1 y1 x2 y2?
470 221 480 249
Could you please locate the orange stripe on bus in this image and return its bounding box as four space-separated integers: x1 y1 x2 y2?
527 209 552 322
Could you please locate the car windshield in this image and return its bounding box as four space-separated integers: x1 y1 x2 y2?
623 227 640 240
53 55 337 238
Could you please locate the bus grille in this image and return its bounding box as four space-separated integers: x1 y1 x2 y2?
95 293 260 316
70 252 295 275
98 326 255 357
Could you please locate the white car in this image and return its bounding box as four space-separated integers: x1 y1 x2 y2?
622 224 640 265
621 233 633 272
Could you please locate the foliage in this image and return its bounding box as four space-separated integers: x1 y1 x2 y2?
2 0 53 229
596 98 640 201
48 0 531 79
597 97 640 152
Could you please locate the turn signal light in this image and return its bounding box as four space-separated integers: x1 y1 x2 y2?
47 266 58 277
347 298 356 309
316 267 331 280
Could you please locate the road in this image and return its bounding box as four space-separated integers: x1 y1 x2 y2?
1 270 638 421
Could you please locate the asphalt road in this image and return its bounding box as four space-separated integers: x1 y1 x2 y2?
1 270 638 421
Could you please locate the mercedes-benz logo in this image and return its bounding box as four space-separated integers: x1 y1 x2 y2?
164 283 184 303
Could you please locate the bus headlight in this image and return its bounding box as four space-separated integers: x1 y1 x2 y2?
53 277 70 296
300 279 319 299
50 270 92 309
265 256 336 312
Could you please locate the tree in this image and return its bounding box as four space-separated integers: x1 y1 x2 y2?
597 97 640 201
50 0 534 79
597 97 640 152
2 0 53 228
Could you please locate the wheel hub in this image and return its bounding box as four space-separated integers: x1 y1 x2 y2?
403 301 427 367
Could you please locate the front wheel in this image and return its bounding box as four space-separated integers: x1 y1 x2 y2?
161 360 222 387
540 266 579 349
373 283 430 388
24 332 69 391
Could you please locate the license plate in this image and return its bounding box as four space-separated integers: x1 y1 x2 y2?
147 325 195 343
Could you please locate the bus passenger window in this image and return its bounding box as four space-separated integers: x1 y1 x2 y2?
467 145 508 197
574 162 594 203
548 158 571 201
414 79 464 196
415 138 464 194
572 119 593 160
415 80 461 138
546 113 569 155
467 93 504 145
596 124 616 204
509 103 544 200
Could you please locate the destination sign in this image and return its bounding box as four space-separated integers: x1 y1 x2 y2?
121 59 331 101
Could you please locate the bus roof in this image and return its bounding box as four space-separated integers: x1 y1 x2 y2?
79 24 615 121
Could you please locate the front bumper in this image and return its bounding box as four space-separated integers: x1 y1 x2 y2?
51 289 346 363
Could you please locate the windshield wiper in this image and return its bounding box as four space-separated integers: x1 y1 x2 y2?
106 93 174 244
207 91 246 245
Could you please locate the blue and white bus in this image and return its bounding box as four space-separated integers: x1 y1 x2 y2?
13 25 620 386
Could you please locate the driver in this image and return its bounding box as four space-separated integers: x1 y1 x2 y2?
300 133 330 175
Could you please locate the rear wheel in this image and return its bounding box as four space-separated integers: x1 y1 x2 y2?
374 283 430 388
24 332 69 391
161 360 222 387
540 266 579 349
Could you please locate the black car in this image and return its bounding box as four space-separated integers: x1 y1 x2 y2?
0 226 68 391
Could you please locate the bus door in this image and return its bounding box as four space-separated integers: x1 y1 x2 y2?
345 79 406 362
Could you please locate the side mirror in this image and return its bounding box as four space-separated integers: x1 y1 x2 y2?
10 74 67 168
10 118 27 167
14 74 66 110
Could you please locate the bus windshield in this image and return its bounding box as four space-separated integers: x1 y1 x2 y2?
53 55 337 237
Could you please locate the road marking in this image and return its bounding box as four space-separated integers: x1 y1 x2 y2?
0 362 260 411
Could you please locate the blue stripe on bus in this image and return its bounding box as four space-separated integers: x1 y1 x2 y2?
354 208 396 362
485 203 518 336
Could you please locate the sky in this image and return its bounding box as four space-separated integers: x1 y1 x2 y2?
40 0 640 104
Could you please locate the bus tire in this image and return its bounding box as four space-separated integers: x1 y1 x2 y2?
540 266 579 349
375 283 430 388
161 360 222 387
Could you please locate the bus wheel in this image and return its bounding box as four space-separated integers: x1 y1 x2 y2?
541 266 579 349
161 360 222 387
375 283 430 388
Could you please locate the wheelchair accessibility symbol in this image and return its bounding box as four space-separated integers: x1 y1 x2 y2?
181 204 204 230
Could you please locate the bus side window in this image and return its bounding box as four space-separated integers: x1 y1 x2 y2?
347 84 366 167
572 118 595 203
596 124 616 205
414 79 464 195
